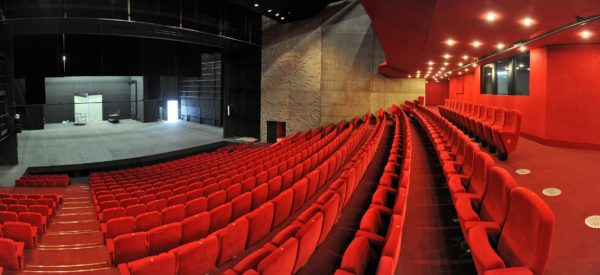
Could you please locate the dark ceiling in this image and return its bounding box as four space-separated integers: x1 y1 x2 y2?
226 0 339 23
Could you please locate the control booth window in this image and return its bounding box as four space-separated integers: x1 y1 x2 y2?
480 53 530 95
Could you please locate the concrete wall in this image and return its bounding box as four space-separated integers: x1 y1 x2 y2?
261 0 424 141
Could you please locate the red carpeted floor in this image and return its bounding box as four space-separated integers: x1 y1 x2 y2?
0 185 118 275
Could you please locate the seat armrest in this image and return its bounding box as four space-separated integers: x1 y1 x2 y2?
117 264 131 275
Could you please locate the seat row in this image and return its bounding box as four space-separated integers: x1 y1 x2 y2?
411 104 554 275
116 114 374 275
439 99 522 161
91 123 342 209
15 174 70 187
221 111 387 275
98 124 348 233
336 106 412 275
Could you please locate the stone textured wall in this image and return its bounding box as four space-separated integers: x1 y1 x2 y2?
261 0 424 141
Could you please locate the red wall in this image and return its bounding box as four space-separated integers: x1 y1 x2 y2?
425 80 449 106
448 44 600 148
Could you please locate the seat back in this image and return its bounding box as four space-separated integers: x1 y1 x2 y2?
498 187 554 275
113 232 149 265
461 143 481 179
492 108 506 127
169 235 219 275
18 212 44 229
480 167 517 228
8 205 28 214
467 152 496 207
0 238 21 270
126 204 147 218
503 110 522 133
106 216 136 240
102 207 126 223
0 211 18 223
485 107 496 124
135 211 161 232
147 223 182 255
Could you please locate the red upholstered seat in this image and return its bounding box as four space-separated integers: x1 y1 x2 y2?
217 217 249 265
169 235 219 275
209 203 232 232
18 212 47 234
257 237 299 275
117 252 176 275
294 212 324 273
147 223 182 255
272 189 294 228
251 184 268 210
3 222 37 248
180 212 210 243
126 204 147 218
103 216 135 241
0 211 18 223
185 197 207 217
491 110 522 159
28 205 52 223
160 205 186 225
483 108 506 147
226 184 242 202
339 236 371 275
207 190 226 210
291 178 309 213
469 187 554 275
134 211 161 232
146 199 168 213
449 152 495 206
119 198 138 209
99 207 126 223
0 238 24 270
7 205 28 214
267 176 282 200
246 202 275 247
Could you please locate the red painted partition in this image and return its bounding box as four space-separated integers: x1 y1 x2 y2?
448 44 600 149
425 81 449 106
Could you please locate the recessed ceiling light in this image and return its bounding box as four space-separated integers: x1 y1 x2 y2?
275 13 279 16
458 72 462 75
464 68 469 72
417 70 421 73
443 53 451 59
267 9 272 13
519 46 527 52
254 3 259 7
580 30 592 39
497 43 505 49
408 75 412 78
428 61 434 65
443 62 449 66
521 17 535 27
445 38 456 46
485 11 498 22
472 63 477 68
281 17 285 20
462 55 469 60
472 41 482 48
458 62 464 66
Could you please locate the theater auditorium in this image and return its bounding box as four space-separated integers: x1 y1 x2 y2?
0 0 598 274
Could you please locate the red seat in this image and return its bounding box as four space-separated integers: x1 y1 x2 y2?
207 190 226 210
339 236 371 275
18 212 47 234
0 211 18 223
317 192 341 245
0 238 25 270
291 178 309 213
272 189 294 228
483 108 506 147
169 235 219 275
155 190 173 200
2 198 18 205
18 199 36 207
135 211 161 232
456 167 517 240
217 217 249 265
28 205 52 223
147 199 168 213
180 212 210 243
251 184 268 210
185 197 207 217
99 207 126 223
139 194 156 204
3 222 37 248
257 237 299 275
448 152 495 206
255 171 269 185
209 203 232 232
281 169 294 190
305 169 320 199
226 184 242 202
0 204 6 211
97 200 119 212
241 177 257 193
246 202 275 247
293 212 324 273
147 223 182 255
491 110 522 160
469 187 554 275
160 205 186 225
117 252 176 275
120 198 139 209
231 192 252 220
103 216 135 241
7 205 28 214
126 204 147 218
266 176 282 200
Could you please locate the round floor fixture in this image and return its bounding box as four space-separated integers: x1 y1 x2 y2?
585 215 600 229
515 169 531 175
542 187 561 197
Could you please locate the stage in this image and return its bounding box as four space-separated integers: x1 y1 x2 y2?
0 119 226 185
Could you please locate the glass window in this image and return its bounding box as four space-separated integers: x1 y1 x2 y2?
480 53 529 95
513 54 530 95
482 64 494 94
496 59 510 95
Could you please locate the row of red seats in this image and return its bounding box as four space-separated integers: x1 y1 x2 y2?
116 115 373 274
400 96 424 113
0 222 37 249
223 111 387 275
439 99 522 161
336 106 412 275
90 127 334 186
411 104 554 275
91 125 339 206
15 174 70 187
0 193 62 204
97 124 346 230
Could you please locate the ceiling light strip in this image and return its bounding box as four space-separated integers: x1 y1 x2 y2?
447 14 600 76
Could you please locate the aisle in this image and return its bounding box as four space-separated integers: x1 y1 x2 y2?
5 184 118 275
395 118 476 274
